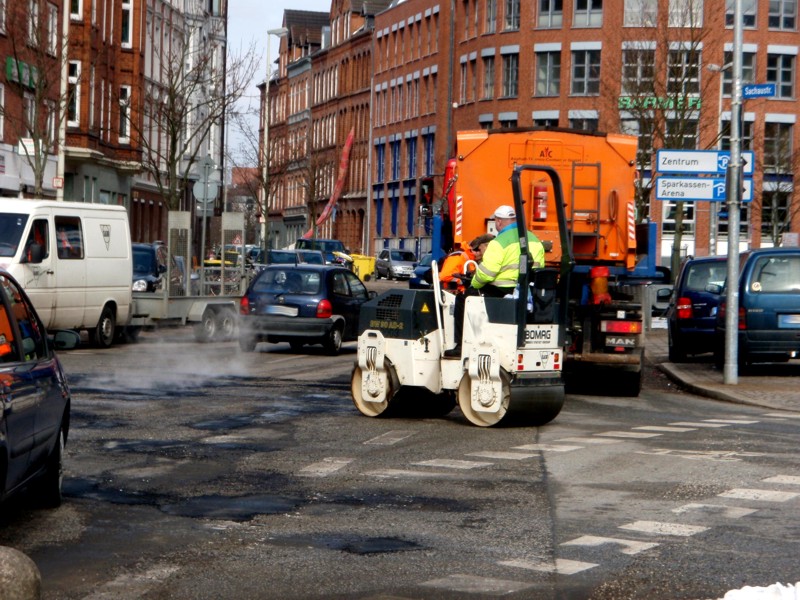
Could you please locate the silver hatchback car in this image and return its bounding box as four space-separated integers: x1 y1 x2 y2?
375 249 417 280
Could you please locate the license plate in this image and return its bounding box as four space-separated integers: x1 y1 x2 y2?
265 305 298 317
778 314 800 329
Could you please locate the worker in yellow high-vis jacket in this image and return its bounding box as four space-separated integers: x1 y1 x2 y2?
444 205 545 357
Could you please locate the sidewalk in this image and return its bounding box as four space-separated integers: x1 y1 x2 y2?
645 328 800 413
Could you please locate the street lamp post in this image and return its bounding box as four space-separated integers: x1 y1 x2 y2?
706 62 733 256
262 27 288 252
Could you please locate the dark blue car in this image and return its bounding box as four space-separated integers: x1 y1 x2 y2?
238 264 374 355
0 270 80 507
666 256 727 362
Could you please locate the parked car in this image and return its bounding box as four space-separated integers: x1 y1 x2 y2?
665 256 727 362
715 247 800 369
251 249 326 272
294 239 348 265
376 249 417 280
238 264 374 355
0 269 80 507
409 252 433 289
132 242 195 295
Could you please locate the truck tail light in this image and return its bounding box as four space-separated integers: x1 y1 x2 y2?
739 306 746 330
676 297 693 319
240 296 250 315
317 299 333 318
600 320 642 334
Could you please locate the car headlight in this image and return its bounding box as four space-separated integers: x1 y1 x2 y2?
132 279 149 292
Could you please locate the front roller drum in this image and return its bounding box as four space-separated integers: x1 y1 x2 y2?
457 369 565 427
351 359 398 417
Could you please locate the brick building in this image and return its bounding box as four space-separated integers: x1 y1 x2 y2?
268 0 800 264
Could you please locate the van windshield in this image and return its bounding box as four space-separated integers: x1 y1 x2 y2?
297 239 345 253
0 213 28 257
751 256 800 293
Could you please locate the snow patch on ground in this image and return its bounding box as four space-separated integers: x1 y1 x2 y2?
722 583 800 599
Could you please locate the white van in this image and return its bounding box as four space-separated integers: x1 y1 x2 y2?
0 200 132 347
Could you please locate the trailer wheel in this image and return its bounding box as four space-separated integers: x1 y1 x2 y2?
194 308 217 343
90 305 116 348
351 361 398 417
457 369 511 427
215 308 236 341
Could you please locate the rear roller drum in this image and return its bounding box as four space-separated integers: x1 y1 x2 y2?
351 361 397 418
457 369 511 427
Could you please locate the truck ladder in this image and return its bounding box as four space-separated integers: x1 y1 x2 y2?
569 162 601 260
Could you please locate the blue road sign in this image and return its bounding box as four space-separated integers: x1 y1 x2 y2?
742 83 776 99
655 176 753 202
657 149 754 176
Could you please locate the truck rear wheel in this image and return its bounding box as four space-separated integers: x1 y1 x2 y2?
215 308 236 341
90 305 116 348
194 308 216 343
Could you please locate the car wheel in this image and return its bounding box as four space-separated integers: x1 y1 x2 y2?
39 426 65 508
90 305 116 348
238 335 257 352
668 328 687 362
323 325 343 355
194 308 217 343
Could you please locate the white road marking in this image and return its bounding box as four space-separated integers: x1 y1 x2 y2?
619 521 709 537
704 418 759 425
366 469 468 479
670 421 730 428
467 451 539 460
763 413 800 419
635 448 765 462
672 503 757 519
421 574 534 594
633 425 697 433
561 535 658 555
718 488 800 502
763 475 800 486
594 431 662 439
83 565 180 600
298 457 353 477
500 557 598 575
512 443 583 452
364 430 415 445
556 437 622 445
413 459 494 469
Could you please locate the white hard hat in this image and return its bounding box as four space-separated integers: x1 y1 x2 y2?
494 205 516 219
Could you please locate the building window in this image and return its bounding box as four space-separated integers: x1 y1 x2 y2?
761 189 792 240
67 61 80 127
119 85 130 143
668 0 703 27
665 117 698 150
70 0 82 19
483 56 495 99
721 51 756 96
391 140 400 180
460 62 468 104
573 0 603 27
47 3 58 54
502 53 519 97
763 122 793 173
46 100 55 145
624 0 656 26
620 116 654 166
766 53 795 99
769 0 796 29
534 117 558 127
485 0 497 33
499 117 517 128
569 117 598 131
621 47 655 94
28 0 39 46
407 137 417 178
538 0 563 28
720 119 754 151
571 50 600 95
535 51 561 96
0 0 5 35
667 48 700 95
121 0 132 48
504 0 520 30
661 201 695 235
725 0 756 27
23 93 35 137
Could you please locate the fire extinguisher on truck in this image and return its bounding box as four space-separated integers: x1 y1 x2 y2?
427 128 669 397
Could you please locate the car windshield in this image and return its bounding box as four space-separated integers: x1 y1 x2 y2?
298 251 325 264
266 250 297 264
252 269 322 295
0 213 28 257
133 248 155 274
419 253 433 267
297 240 345 253
751 256 800 293
392 251 415 261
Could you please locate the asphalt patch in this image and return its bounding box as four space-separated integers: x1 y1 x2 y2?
160 494 303 521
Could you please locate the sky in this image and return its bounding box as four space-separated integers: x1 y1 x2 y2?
227 0 331 162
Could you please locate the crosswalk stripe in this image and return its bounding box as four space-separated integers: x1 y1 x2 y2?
672 503 757 519
669 421 729 428
718 488 800 502
499 558 598 575
364 430 415 445
467 451 538 460
619 520 709 536
413 459 493 469
298 458 353 477
595 431 662 439
762 475 800 485
633 425 696 433
704 419 760 424
561 535 658 555
556 436 622 445
513 443 583 452
420 574 533 594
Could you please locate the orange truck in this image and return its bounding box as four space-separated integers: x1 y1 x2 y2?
434 128 663 396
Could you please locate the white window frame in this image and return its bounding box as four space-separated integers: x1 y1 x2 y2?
768 0 796 30
119 85 131 143
624 0 656 26
668 0 703 27
46 100 56 146
70 0 82 20
28 0 40 46
23 92 35 137
0 0 6 35
47 3 58 55
67 61 81 127
571 49 601 96
538 0 563 28
0 84 4 141
121 0 132 48
535 50 561 97
574 0 603 28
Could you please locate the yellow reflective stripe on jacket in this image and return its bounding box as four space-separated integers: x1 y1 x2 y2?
472 227 545 289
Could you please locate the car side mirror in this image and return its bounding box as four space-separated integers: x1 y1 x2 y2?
656 288 672 302
369 290 378 299
23 242 44 264
705 283 722 295
51 329 81 350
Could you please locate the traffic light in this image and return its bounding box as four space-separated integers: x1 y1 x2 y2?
418 177 434 217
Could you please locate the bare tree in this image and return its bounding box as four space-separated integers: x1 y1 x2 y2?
135 13 259 211
605 0 724 277
754 122 800 246
2 0 70 197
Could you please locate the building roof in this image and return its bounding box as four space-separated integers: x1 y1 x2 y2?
284 10 330 46
355 0 394 16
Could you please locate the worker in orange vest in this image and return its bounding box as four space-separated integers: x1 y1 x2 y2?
439 233 495 293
